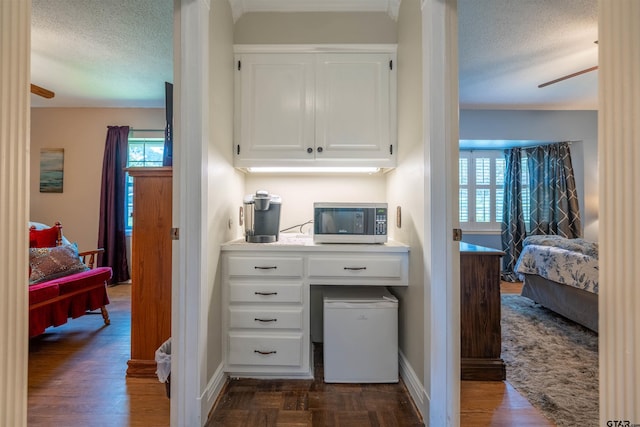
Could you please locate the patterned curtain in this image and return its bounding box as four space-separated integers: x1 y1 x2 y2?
501 148 527 280
525 142 582 238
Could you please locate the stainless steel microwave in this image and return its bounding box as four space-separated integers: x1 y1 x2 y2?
313 202 388 244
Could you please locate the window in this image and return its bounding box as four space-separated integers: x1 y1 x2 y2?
126 136 165 230
459 150 505 232
459 150 532 233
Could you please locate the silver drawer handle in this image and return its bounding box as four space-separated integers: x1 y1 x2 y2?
254 291 278 296
344 266 367 271
254 266 277 270
254 350 277 355
254 318 277 323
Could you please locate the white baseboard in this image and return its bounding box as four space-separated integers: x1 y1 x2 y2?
399 349 429 421
199 362 227 426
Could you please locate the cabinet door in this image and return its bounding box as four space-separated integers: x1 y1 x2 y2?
315 53 396 164
235 53 315 163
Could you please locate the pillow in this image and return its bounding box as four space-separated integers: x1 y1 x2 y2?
29 223 62 248
29 243 89 285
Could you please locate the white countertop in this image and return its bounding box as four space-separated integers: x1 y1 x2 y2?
221 233 409 253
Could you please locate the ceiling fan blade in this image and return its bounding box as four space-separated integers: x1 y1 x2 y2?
538 65 599 88
30 84 55 99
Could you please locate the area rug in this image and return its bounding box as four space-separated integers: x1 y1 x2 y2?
501 294 599 426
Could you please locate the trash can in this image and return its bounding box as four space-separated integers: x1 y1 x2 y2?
155 338 172 398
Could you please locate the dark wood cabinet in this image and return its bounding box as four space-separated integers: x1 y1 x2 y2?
125 167 172 378
460 242 506 381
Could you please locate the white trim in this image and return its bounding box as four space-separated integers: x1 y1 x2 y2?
1 1 30 425
173 0 210 426
460 229 500 235
199 364 227 424
399 350 428 421
598 1 640 422
233 44 397 54
228 0 401 22
423 0 460 425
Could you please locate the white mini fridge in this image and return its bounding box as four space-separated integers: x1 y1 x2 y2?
323 287 398 383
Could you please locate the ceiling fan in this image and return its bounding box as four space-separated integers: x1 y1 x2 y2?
538 41 598 88
30 84 55 99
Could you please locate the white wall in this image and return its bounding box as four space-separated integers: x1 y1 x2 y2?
30 108 165 251
204 0 244 388
459 109 599 242
386 0 426 396
234 11 397 44
244 174 387 232
233 13 430 405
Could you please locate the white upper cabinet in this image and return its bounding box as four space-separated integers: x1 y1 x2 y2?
234 53 316 162
234 45 397 169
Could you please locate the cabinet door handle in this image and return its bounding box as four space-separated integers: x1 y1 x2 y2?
254 291 278 296
344 266 367 271
307 147 313 154
316 146 323 153
254 350 277 355
254 266 277 270
254 318 277 323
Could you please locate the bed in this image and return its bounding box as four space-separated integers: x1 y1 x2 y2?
514 235 599 332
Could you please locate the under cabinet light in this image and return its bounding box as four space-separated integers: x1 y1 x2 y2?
246 166 381 174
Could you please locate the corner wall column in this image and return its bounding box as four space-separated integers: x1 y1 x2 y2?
0 1 31 426
598 0 640 422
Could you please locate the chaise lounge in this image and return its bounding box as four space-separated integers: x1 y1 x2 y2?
28 222 112 338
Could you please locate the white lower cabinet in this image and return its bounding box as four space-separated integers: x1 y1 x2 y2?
307 253 407 284
221 241 409 378
223 255 310 377
228 333 304 367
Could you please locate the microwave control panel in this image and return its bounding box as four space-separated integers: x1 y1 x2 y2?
375 208 387 235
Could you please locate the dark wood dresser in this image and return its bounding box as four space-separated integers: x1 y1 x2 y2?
460 242 506 381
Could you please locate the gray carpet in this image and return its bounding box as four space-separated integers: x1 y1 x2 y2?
501 294 599 427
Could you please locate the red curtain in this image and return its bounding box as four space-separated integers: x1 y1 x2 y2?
97 126 130 284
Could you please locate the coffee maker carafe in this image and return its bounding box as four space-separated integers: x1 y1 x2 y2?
243 190 282 243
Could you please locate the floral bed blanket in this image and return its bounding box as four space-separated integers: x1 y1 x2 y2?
515 236 599 294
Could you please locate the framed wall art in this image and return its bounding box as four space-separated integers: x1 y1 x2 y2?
39 148 64 193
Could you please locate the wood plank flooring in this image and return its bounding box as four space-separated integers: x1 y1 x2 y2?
28 280 553 427
28 283 170 427
458 280 554 426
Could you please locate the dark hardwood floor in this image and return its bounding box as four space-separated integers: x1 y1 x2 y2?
28 283 170 427
207 345 423 427
28 280 552 426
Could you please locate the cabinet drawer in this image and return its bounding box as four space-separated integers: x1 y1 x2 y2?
308 255 403 279
228 333 303 367
229 307 303 330
227 256 303 278
229 282 303 303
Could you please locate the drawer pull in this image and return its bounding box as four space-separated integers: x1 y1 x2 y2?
254 266 277 270
254 318 277 323
254 350 277 355
254 291 278 296
344 266 367 271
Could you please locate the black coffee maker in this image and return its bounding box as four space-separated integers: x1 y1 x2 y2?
243 190 282 243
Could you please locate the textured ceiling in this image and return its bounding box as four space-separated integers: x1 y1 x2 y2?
459 0 598 109
31 0 173 108
30 0 598 110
